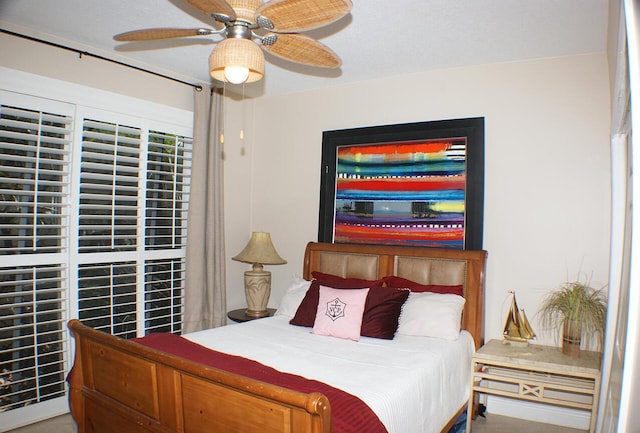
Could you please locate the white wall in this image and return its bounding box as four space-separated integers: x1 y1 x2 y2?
223 53 612 427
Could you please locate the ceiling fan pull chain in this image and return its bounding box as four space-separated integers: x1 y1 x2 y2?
240 82 245 141
220 82 226 145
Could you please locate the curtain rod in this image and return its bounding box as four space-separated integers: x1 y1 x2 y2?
1 28 204 91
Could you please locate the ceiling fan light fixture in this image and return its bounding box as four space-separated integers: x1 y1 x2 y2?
209 38 265 84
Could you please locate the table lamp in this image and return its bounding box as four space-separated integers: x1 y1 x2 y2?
232 232 286 317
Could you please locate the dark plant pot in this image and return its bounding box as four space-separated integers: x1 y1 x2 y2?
562 319 581 357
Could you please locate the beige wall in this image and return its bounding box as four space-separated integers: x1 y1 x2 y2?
2 28 611 351
0 31 194 110
223 54 611 427
226 53 612 349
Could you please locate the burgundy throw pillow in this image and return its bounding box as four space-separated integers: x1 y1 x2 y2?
290 272 409 339
359 285 410 339
383 275 464 297
290 272 382 328
311 271 382 288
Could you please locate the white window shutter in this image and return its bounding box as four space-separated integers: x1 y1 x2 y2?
0 105 71 254
144 258 186 334
145 131 192 250
0 101 71 415
77 261 137 339
78 119 141 253
1 82 192 427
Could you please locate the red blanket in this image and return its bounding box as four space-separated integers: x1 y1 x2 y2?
134 333 388 433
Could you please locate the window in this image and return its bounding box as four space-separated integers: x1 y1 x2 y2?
0 80 192 428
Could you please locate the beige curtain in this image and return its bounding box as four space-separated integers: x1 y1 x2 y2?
183 87 227 333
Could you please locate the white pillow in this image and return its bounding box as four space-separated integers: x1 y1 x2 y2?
312 286 369 341
397 292 465 340
275 277 312 319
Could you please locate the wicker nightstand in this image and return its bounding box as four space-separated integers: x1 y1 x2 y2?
467 339 602 433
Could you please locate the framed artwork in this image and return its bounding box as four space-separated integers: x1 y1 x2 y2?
318 117 484 250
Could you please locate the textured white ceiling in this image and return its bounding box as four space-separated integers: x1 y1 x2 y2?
0 0 609 98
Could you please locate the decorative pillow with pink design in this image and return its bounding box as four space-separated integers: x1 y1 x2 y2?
312 286 370 341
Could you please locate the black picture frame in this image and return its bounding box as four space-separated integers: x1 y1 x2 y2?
318 117 485 250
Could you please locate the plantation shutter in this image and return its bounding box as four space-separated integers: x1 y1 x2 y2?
0 105 71 254
1 77 193 429
78 119 141 253
0 100 72 415
145 131 191 250
77 261 138 339
75 117 192 337
143 130 191 334
0 265 68 410
145 258 186 333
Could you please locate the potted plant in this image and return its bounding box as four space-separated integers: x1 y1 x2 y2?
538 279 607 356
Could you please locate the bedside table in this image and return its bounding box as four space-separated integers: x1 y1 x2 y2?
466 339 602 433
227 308 276 323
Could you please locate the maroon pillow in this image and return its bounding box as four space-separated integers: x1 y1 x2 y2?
312 271 382 288
358 285 410 339
290 272 409 339
383 275 464 297
290 272 382 328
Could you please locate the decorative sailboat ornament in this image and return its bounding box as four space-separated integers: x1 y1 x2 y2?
503 291 536 347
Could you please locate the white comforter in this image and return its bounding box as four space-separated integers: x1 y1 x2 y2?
185 316 474 433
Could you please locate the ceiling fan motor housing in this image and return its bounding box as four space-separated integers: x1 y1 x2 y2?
227 0 263 23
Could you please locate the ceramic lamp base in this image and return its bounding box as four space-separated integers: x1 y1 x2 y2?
243 264 271 318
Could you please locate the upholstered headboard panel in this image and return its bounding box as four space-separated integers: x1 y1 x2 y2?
303 242 488 348
314 252 468 286
395 256 467 286
315 252 380 280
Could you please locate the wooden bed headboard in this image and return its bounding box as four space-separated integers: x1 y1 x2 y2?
303 242 488 349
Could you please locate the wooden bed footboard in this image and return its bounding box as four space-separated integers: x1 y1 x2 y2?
67 319 331 433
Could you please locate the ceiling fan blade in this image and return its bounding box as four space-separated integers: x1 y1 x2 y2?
256 0 352 32
262 33 341 68
183 0 237 20
114 28 212 42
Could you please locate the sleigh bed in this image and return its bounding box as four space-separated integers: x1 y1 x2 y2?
67 241 487 433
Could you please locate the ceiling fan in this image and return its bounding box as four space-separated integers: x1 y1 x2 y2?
113 0 353 84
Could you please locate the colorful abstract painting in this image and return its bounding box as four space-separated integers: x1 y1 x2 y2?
319 118 484 250
333 140 467 248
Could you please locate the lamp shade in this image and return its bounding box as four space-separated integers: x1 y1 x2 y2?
232 232 286 265
209 38 265 84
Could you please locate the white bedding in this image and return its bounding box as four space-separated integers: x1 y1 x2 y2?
185 315 475 433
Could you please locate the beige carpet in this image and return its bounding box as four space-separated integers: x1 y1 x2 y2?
471 413 586 433
8 413 587 433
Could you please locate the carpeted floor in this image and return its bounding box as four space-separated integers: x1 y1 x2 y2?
471 413 586 433
8 412 587 433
